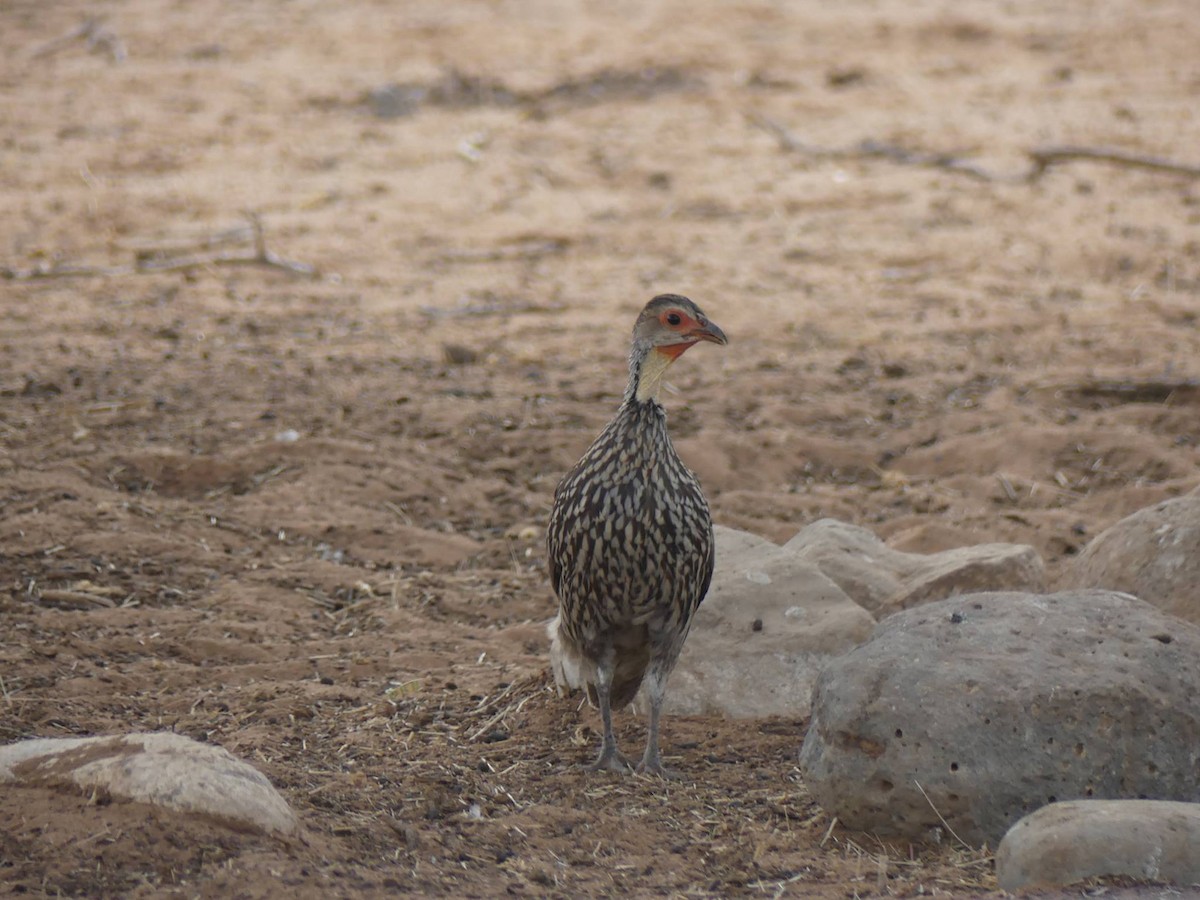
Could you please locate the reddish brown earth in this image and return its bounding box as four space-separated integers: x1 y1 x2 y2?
3 0 1199 896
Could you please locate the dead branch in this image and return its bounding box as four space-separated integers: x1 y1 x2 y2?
748 114 1019 182
438 238 570 264
914 779 973 851
418 300 565 319
37 589 117 610
855 139 1017 183
747 113 1200 184
1 214 318 281
1027 145 1200 181
31 17 127 63
1 261 132 280
745 114 837 158
1035 378 1200 405
126 224 255 257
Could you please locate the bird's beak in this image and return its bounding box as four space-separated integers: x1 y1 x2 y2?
689 318 728 346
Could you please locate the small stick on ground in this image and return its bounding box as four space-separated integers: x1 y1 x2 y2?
2 213 319 281
1 261 132 280
438 237 570 264
855 139 1013 182
30 17 127 63
914 779 972 851
748 113 1003 179
127 224 255 258
1045 377 1200 405
243 209 316 275
748 113 1200 183
819 815 839 847
37 589 118 610
134 211 318 277
1028 145 1200 181
418 300 565 319
745 113 836 158
996 473 1019 503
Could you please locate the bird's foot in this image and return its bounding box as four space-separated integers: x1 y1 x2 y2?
636 753 679 780
588 745 633 774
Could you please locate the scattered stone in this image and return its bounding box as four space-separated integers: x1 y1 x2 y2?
442 343 479 366
1064 492 1200 623
315 542 346 564
826 66 868 89
0 732 300 837
783 518 1045 615
186 42 224 61
799 590 1200 846
996 800 1200 890
366 83 426 119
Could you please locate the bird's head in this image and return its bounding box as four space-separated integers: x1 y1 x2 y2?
628 294 727 403
633 294 728 357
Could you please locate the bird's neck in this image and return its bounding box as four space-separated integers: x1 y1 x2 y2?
624 344 675 405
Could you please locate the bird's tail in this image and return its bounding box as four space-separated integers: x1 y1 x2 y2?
547 614 587 697
546 615 648 710
603 648 649 710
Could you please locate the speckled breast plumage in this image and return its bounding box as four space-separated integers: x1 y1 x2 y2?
547 397 715 660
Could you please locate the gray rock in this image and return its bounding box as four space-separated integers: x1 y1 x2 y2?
638 525 876 718
551 522 1045 719
710 523 779 567
1065 493 1200 624
996 800 1200 890
784 518 1045 615
798 590 1200 846
0 733 300 836
782 520 902 613
883 543 1045 615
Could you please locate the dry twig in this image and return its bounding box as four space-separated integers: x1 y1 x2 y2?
748 113 1200 183
126 224 255 257
438 238 569 264
914 779 972 851
37 589 117 609
419 299 565 319
1028 145 1200 181
31 17 127 63
1043 378 1200 405
2 213 318 281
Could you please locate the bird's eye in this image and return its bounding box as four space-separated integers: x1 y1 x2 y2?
665 312 682 326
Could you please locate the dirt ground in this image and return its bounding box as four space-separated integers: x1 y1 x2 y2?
3 0 1199 896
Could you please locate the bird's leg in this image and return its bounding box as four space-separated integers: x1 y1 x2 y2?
637 667 677 778
589 654 631 773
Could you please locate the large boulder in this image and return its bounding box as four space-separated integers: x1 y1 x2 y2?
1064 493 1200 623
638 525 876 718
784 519 1045 616
996 800 1200 890
799 590 1200 847
550 522 1046 719
0 733 300 837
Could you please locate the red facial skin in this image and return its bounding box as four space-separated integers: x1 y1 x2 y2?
655 309 725 358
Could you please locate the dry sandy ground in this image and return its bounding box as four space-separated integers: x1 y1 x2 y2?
2 0 1199 896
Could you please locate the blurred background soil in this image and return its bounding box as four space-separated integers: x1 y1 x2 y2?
2 0 1198 895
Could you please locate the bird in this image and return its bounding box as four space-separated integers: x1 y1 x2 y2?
546 294 727 776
